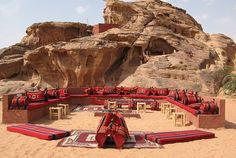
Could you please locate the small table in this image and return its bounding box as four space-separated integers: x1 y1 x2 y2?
174 112 186 126
49 107 63 120
137 102 146 113
108 101 117 110
161 103 171 114
167 107 177 119
57 104 70 115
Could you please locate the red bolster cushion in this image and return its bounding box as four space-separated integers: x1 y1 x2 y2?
156 88 169 96
26 91 46 102
166 97 198 116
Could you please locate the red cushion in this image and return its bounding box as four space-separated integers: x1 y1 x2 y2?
165 97 198 116
188 103 201 110
136 87 148 95
146 130 215 145
28 97 70 110
59 88 69 97
26 91 46 102
199 101 219 114
156 88 169 96
7 124 69 140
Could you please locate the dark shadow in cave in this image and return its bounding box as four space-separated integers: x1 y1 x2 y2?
104 47 130 83
146 38 176 56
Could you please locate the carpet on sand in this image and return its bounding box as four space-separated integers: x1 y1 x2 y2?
57 130 161 149
72 105 104 112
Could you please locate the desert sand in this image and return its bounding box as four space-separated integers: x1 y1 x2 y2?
0 98 235 158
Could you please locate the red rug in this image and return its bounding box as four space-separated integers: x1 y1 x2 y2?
94 111 141 118
72 106 141 118
57 130 161 148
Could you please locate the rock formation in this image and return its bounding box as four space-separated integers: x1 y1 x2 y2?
0 0 236 95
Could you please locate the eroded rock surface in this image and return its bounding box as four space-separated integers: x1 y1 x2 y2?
21 22 93 48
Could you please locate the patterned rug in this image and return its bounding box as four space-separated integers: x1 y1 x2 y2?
72 105 104 112
57 130 161 149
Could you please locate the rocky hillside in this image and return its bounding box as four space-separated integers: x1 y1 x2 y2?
0 0 236 95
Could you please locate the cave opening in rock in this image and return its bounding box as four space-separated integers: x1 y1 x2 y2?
146 38 176 56
86 55 94 67
104 47 130 83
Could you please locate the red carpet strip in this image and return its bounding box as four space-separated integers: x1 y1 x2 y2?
145 130 215 145
7 124 70 140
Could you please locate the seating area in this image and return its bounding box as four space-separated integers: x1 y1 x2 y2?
2 88 70 123
2 86 225 128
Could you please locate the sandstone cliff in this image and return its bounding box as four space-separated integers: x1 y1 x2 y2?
0 0 236 95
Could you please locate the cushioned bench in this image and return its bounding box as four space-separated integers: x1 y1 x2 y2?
165 97 198 116
28 97 70 110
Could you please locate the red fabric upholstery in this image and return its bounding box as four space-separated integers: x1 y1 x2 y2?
157 132 215 145
7 124 70 140
168 90 178 99
59 88 69 97
136 87 148 95
188 103 201 110
146 130 215 145
182 94 202 105
47 89 60 98
28 96 70 110
10 96 30 109
156 88 169 96
175 90 186 101
103 87 117 95
150 101 160 111
26 91 46 102
96 112 130 149
199 101 219 114
165 97 198 116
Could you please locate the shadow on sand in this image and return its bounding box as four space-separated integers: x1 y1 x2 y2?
225 120 236 129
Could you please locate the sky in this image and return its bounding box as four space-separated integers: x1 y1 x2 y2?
0 0 235 49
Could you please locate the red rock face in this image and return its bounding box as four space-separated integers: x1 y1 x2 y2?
0 0 236 95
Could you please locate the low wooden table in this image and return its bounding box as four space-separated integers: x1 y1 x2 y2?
161 103 171 114
174 112 186 126
137 102 146 113
49 107 63 120
167 107 177 119
108 101 117 110
57 104 70 115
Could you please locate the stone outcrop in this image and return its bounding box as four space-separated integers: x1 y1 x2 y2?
0 0 236 95
0 44 29 79
21 22 93 48
0 22 92 88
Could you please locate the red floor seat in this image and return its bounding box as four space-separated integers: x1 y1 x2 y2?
7 124 70 140
145 130 215 145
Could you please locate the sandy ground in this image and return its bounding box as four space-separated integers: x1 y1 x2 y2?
0 98 236 158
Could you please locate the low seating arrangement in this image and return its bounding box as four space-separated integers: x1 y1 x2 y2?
4 86 223 128
7 124 70 140
145 130 215 145
9 88 69 110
